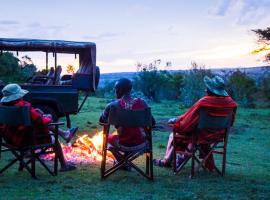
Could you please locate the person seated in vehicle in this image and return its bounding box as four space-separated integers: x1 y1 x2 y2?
99 78 155 161
153 76 237 171
0 84 78 171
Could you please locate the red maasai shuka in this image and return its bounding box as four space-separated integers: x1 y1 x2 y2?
173 95 237 170
1 100 52 148
108 97 146 146
173 95 237 139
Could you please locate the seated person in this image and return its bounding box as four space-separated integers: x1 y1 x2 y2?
99 78 155 160
1 84 77 171
29 65 62 85
154 76 237 171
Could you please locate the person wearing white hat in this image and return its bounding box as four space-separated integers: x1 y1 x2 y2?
1 83 76 172
154 76 237 171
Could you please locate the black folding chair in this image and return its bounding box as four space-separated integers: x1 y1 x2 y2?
0 106 63 178
100 106 154 180
173 107 234 178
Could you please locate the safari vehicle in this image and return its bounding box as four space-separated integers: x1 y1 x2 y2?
0 38 100 127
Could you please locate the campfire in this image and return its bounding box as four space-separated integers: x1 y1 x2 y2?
42 131 114 164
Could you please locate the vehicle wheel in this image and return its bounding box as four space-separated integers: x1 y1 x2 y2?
35 105 58 122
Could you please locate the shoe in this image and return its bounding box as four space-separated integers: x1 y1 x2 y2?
65 127 78 143
153 159 171 168
175 156 187 169
60 164 76 172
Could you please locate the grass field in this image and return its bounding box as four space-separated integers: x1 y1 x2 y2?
0 97 270 200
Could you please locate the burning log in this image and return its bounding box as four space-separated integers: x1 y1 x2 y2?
42 131 114 164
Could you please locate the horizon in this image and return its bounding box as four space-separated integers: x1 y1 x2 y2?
1 0 270 73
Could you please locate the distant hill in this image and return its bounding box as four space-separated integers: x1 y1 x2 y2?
99 66 270 87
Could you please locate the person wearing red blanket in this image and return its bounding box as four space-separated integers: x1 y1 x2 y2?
100 78 155 147
154 76 237 171
0 84 76 172
99 78 155 168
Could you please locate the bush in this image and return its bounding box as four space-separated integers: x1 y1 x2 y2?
96 80 116 98
228 70 257 107
180 62 213 107
0 52 37 83
260 75 270 100
133 60 184 102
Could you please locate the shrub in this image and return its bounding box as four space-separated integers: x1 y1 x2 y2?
228 70 257 107
180 62 213 107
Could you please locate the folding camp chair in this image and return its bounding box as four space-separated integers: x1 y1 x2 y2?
0 106 63 178
173 107 234 178
100 106 154 180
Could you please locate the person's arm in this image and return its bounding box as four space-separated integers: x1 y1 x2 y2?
140 99 156 127
30 107 52 126
99 103 112 124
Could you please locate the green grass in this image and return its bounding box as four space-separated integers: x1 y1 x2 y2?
1 97 270 200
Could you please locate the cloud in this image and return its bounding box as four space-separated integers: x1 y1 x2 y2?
0 20 20 25
210 0 234 16
210 0 270 25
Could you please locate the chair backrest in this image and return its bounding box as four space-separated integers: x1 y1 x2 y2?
108 106 152 128
198 108 233 130
0 106 31 126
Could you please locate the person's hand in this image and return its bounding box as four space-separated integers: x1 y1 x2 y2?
35 108 44 115
43 114 52 120
167 117 177 125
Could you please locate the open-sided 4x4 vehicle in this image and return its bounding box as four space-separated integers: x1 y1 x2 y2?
0 38 100 127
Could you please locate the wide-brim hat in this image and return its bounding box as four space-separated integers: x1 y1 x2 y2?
204 75 229 97
1 84 29 103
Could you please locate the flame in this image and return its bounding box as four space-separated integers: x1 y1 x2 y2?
42 131 114 164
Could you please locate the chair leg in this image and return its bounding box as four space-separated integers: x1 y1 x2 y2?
18 151 24 171
31 148 37 179
149 151 154 180
101 126 109 179
190 145 195 178
222 143 227 176
0 135 2 159
173 132 177 173
146 153 149 175
54 146 58 176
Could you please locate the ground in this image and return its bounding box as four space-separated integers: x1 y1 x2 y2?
0 97 270 200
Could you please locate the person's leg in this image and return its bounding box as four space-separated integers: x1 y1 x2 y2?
54 140 76 172
163 132 174 162
154 132 190 167
200 144 215 171
107 134 122 162
48 125 78 143
153 133 174 167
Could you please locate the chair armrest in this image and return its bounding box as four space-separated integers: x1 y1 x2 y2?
48 122 65 126
99 122 109 126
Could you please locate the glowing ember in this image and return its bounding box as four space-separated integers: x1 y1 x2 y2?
42 131 114 164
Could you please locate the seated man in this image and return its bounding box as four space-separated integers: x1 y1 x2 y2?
99 78 155 161
1 84 77 171
154 76 237 171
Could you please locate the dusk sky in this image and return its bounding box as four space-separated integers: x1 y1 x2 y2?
0 0 270 73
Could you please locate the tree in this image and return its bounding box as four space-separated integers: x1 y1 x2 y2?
67 64 75 74
228 70 257 107
252 27 270 62
180 62 213 107
0 52 37 83
260 75 270 100
0 52 20 76
133 60 169 102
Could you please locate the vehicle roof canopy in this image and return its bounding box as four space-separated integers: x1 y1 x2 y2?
0 38 95 53
0 38 96 74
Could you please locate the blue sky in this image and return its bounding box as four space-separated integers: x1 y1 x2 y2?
0 0 270 73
